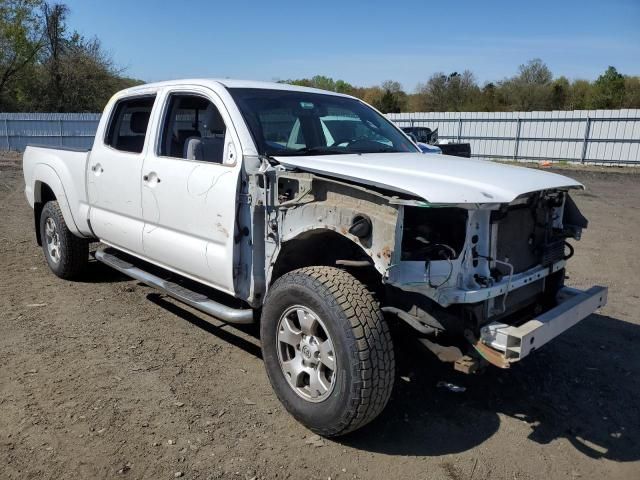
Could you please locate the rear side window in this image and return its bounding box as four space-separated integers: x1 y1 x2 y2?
105 95 156 153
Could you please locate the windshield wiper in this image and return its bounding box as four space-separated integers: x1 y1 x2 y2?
351 147 397 154
272 146 345 156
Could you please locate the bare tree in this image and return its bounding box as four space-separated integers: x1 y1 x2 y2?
41 2 67 110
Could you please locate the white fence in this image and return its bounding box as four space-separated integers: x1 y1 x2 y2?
1 110 639 165
0 112 100 151
387 109 640 165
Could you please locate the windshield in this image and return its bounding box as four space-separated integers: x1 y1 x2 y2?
228 88 418 156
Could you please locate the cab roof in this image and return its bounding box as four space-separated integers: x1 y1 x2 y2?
120 78 353 98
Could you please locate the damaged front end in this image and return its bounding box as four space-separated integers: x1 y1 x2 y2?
385 190 607 369
242 156 607 371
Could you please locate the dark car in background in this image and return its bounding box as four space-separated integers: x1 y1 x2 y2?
401 126 472 158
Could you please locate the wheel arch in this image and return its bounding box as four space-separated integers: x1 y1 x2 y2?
268 228 383 294
31 164 81 239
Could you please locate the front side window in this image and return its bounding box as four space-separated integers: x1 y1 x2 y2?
105 96 156 154
159 93 227 163
229 88 417 156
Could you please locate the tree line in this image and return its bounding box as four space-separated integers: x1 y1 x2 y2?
282 60 640 113
2 1 639 113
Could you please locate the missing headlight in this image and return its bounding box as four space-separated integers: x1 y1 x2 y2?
401 207 467 261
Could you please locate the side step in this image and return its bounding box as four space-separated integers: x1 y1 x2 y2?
95 247 254 325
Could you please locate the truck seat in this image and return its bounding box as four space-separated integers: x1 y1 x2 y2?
184 106 225 163
115 111 151 153
170 129 200 157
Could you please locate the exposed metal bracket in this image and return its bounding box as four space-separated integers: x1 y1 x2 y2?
475 285 607 365
382 306 439 334
481 286 607 361
418 338 463 363
238 193 252 205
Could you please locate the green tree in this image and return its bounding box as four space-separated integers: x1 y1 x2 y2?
28 2 141 111
567 79 592 110
1 1 142 112
334 79 353 95
623 76 640 108
373 89 400 113
550 76 570 110
478 82 499 111
0 0 45 109
379 80 407 111
449 70 480 110
590 66 625 108
52 33 140 111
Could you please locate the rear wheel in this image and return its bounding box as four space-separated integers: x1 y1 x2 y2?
39 200 89 279
261 266 395 437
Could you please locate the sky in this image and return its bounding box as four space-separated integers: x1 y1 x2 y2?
63 0 640 92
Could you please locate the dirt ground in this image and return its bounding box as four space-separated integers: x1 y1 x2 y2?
1 153 639 480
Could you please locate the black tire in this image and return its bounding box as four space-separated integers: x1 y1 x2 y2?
261 266 395 437
39 200 89 279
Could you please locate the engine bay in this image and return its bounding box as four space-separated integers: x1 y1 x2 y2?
387 190 588 329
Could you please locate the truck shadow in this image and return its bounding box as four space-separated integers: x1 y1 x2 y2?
338 313 640 461
72 256 130 284
146 293 263 359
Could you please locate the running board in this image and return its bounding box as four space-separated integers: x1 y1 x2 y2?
95 248 254 324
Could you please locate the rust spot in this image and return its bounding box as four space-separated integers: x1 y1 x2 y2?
215 222 229 238
464 330 510 369
381 246 392 259
340 226 348 235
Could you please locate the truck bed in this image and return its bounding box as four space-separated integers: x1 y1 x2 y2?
23 145 93 237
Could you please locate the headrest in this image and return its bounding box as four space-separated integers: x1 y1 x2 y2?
202 106 225 135
130 111 150 134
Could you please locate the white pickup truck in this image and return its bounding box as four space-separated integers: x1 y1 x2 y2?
23 79 607 436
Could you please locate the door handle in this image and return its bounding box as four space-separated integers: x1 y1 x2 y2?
91 164 103 174
143 173 161 183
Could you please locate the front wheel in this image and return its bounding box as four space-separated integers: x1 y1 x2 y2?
261 266 395 437
39 200 89 279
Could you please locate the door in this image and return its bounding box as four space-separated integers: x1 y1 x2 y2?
87 94 157 254
140 90 240 295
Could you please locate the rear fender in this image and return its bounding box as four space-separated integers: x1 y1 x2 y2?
32 164 81 236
